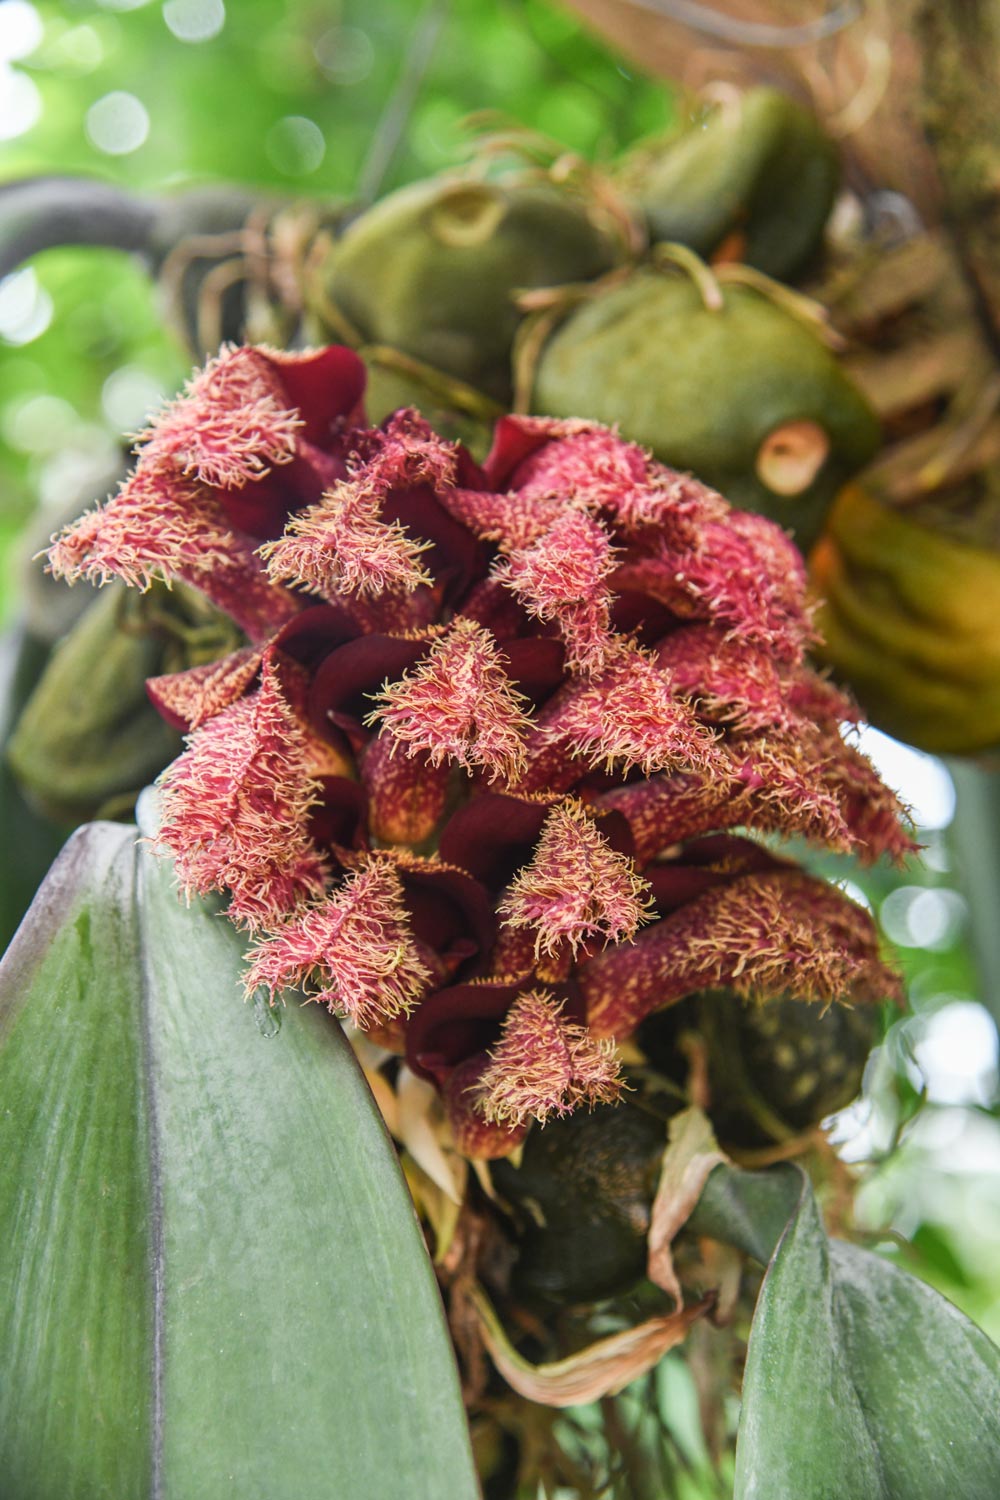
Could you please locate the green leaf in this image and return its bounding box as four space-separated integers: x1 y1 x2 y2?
691 1163 1000 1500
0 823 480 1500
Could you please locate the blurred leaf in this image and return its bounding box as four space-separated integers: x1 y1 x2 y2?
0 625 72 949
0 823 480 1499
691 1163 1000 1500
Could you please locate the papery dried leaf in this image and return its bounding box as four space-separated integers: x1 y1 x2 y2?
647 1107 728 1310
469 1282 714 1407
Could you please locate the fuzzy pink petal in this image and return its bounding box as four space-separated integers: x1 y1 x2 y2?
147 647 263 732
475 989 624 1127
243 856 431 1028
498 508 617 674
156 652 327 928
498 800 652 958
367 617 533 782
47 462 299 642
142 346 301 488
581 870 901 1038
537 643 723 781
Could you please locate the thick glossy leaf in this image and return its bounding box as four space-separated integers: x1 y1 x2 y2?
691 1163 1000 1500
0 823 480 1500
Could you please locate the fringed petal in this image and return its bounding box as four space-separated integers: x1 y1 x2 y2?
655 625 800 734
581 869 902 1038
156 652 327 928
243 856 431 1028
475 989 624 1126
498 508 617 674
540 643 723 780
47 463 299 642
367 617 533 782
146 646 263 731
142 346 301 488
261 483 433 599
498 800 652 958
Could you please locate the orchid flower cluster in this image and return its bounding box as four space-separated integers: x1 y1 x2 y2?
49 344 911 1159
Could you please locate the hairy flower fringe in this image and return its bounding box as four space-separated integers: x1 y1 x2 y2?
498 800 653 958
244 857 431 1028
498 508 617 674
147 647 263 731
141 346 301 488
260 483 434 599
581 870 900 1038
48 466 236 592
367 617 533 782
546 643 723 779
475 990 623 1127
156 654 327 929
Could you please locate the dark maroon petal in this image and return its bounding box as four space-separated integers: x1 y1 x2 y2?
643 865 729 915
609 590 684 644
482 415 557 489
272 602 365 667
405 979 524 1084
396 861 496 976
310 633 432 740
380 483 486 603
458 577 533 641
308 776 370 853
438 792 552 887
263 345 368 446
499 637 567 706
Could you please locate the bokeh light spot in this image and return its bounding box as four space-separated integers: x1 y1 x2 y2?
852 724 956 830
162 0 225 44
0 269 53 345
101 366 167 432
86 90 150 155
313 25 373 85
265 115 325 176
881 885 968 952
0 66 42 140
912 1002 999 1107
0 2 43 62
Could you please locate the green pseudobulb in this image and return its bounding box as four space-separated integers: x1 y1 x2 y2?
492 1101 669 1307
7 582 240 823
620 87 839 282
320 175 621 401
533 272 880 551
640 991 880 1150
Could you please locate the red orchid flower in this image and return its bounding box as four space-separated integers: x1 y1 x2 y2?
49 344 912 1159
